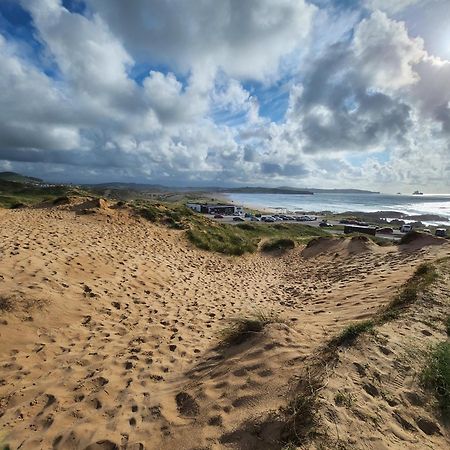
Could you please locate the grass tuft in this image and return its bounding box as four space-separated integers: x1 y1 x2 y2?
333 320 375 346
334 390 354 408
380 263 437 322
218 311 282 347
0 296 13 312
421 341 450 418
260 238 295 252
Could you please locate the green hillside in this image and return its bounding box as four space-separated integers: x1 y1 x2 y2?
0 171 43 184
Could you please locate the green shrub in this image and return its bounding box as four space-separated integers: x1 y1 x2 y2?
260 238 295 252
421 341 450 418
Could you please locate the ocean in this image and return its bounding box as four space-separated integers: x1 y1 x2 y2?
226 193 450 225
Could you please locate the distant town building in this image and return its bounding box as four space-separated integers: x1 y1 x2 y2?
186 203 243 215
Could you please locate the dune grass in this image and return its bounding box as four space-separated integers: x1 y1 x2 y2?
135 201 330 255
332 263 439 348
217 311 283 347
0 179 89 209
333 320 375 346
260 238 296 252
380 262 438 322
421 341 450 418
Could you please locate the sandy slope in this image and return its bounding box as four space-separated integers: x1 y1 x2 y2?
0 203 449 450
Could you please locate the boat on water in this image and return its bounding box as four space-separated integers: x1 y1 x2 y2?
412 190 424 195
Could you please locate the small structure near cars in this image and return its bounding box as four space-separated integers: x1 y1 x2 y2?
186 203 243 216
344 225 377 236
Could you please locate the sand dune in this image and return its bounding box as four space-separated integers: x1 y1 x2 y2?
0 203 449 449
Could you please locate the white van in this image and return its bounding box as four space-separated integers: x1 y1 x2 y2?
400 224 412 233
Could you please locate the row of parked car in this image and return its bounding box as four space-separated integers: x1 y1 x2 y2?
260 214 317 222
218 213 318 223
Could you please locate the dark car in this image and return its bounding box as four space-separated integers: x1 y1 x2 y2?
233 216 245 222
377 227 394 234
435 228 447 237
319 221 333 228
214 214 224 219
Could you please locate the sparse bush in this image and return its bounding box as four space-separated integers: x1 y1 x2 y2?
421 341 450 418
0 296 13 312
218 311 282 346
260 238 295 252
400 230 425 245
52 196 70 205
334 390 353 407
445 316 450 336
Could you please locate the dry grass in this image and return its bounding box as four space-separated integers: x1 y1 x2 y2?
217 311 283 347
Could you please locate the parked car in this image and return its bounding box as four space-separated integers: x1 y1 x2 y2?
214 214 224 219
265 217 276 222
377 227 394 234
233 216 245 222
250 216 261 222
400 224 412 233
319 221 333 228
435 228 447 237
297 215 315 221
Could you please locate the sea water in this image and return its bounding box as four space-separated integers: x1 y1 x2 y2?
226 193 450 225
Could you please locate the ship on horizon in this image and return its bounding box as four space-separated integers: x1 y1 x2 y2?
413 190 424 195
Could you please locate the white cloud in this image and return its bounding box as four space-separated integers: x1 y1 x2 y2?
353 11 425 90
0 0 449 191
86 0 316 82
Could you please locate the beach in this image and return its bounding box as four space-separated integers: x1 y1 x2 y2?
226 193 450 225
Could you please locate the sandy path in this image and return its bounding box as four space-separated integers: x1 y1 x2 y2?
0 206 449 449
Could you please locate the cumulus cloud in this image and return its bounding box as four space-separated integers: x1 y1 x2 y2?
85 0 316 81
0 0 449 191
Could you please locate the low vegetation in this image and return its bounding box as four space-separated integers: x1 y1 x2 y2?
332 263 439 348
399 230 426 245
217 311 282 347
0 296 13 312
260 238 296 252
0 178 88 209
333 320 375 346
334 390 354 408
380 262 438 321
421 341 450 418
135 202 330 255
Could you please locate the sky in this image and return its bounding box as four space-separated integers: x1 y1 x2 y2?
0 0 449 192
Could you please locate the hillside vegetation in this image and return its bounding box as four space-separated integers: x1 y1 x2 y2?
135 201 330 255
0 179 88 209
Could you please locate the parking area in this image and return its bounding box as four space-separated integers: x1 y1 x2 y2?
207 213 406 241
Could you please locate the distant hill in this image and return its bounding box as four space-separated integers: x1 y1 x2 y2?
85 183 380 195
0 172 43 184
220 186 314 195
